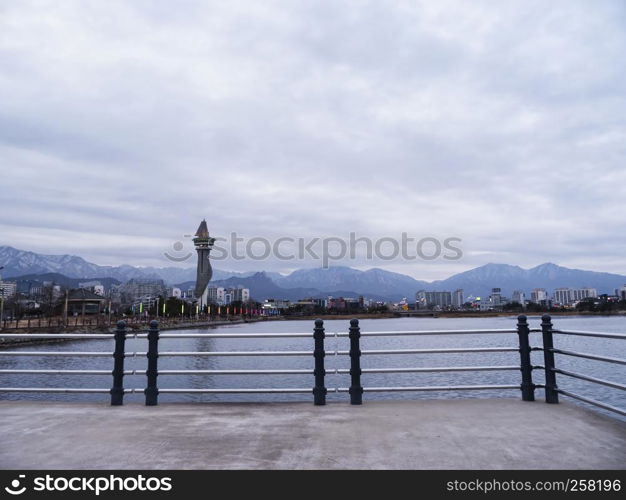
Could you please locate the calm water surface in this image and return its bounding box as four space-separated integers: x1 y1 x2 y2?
1 316 624 419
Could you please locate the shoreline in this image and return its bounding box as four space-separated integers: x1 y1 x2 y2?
1 311 623 345
0 317 276 347
285 310 626 321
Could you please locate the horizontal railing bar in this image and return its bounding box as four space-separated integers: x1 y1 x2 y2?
0 351 113 357
154 351 312 357
0 388 112 393
336 384 520 392
556 389 626 417
354 329 518 337
353 347 519 355
336 365 521 374
0 369 121 375
156 369 314 375
0 334 114 339
147 333 311 339
157 388 313 394
552 330 626 340
550 348 626 366
552 368 626 391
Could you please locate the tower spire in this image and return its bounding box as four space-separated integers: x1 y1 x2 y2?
193 219 215 300
195 219 210 239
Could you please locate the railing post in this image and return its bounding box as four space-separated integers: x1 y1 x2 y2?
541 314 559 404
313 319 327 405
110 320 126 406
145 320 160 406
348 318 363 405
517 315 535 401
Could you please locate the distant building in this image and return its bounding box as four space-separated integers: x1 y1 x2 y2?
79 281 105 296
121 279 166 301
617 285 626 301
530 288 548 303
314 297 328 308
571 288 598 301
206 286 225 304
328 297 347 310
553 288 572 306
67 289 107 315
511 290 526 306
416 290 452 310
231 287 250 303
263 299 291 310
0 281 17 299
490 288 502 307
205 286 250 305
452 289 464 308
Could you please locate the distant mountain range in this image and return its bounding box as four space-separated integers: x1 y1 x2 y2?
0 246 261 283
175 272 391 302
2 245 626 301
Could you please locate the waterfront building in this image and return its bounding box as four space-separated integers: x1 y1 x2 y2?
415 290 452 310
314 297 328 308
571 288 598 301
67 289 107 315
204 286 250 305
553 288 572 306
79 281 105 296
490 288 502 307
231 287 250 303
0 281 17 299
263 299 291 310
206 286 225 304
512 290 526 306
452 289 464 308
121 279 167 301
530 288 548 303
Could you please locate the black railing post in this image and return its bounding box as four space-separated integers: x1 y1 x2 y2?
541 314 559 404
110 320 126 406
348 318 363 405
145 320 160 406
313 319 327 406
517 315 535 401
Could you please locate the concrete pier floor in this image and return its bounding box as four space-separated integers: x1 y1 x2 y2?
1 399 624 469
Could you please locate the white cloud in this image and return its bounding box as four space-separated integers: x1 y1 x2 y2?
1 0 625 279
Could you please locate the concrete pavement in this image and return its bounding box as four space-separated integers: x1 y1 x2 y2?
0 399 624 469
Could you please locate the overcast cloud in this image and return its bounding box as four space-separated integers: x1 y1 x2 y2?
1 0 625 280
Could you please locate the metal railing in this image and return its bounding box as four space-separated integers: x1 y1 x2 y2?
141 320 318 405
335 317 538 404
0 315 624 418
0 325 126 403
532 314 626 417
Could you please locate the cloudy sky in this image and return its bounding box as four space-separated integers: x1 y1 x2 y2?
1 0 625 280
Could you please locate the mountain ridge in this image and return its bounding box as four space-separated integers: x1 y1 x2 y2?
2 245 626 301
